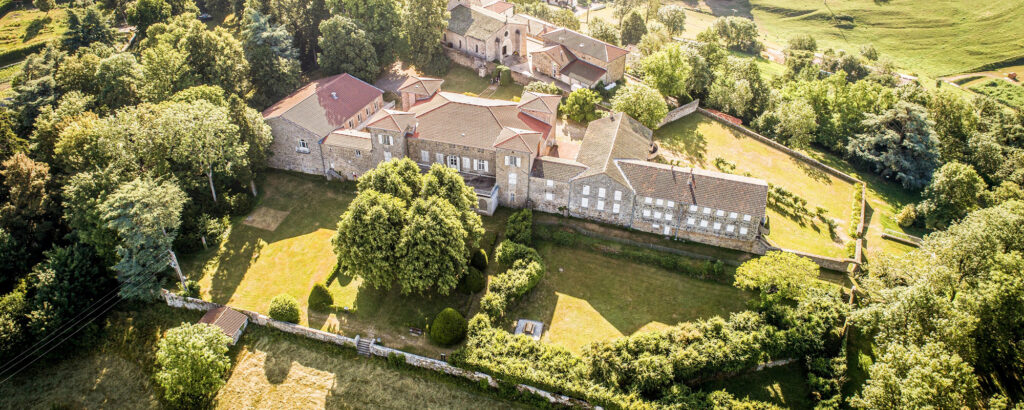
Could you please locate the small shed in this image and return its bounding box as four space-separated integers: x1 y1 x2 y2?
198 307 249 345
514 319 544 340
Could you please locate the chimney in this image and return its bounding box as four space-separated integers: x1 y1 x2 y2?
331 92 338 100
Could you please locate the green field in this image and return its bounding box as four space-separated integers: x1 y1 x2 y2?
0 7 68 62
0 304 523 409
699 361 813 409
970 79 1024 108
441 64 525 101
507 240 751 352
655 113 856 258
180 171 477 356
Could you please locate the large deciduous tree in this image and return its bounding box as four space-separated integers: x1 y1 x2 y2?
696 16 763 54
588 18 619 45
241 8 301 109
102 176 188 300
560 88 602 124
129 0 171 37
735 251 820 306
657 4 685 35
162 100 245 203
63 6 117 53
331 189 407 290
610 82 667 129
329 0 402 69
640 43 691 99
317 16 379 81
403 0 449 74
0 153 57 265
155 323 232 407
918 162 986 229
620 11 647 46
399 196 468 294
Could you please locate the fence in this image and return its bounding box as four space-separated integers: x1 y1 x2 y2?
159 290 591 408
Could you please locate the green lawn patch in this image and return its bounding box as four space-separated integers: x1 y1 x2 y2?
655 113 855 258
506 240 752 352
0 7 68 65
699 361 813 409
180 171 476 356
441 64 524 101
970 79 1024 108
0 304 525 409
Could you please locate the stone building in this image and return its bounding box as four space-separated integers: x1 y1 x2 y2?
262 73 387 177
264 75 769 252
444 0 526 62
530 28 628 88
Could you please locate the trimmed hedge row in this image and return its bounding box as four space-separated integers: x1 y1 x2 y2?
849 182 865 239
480 259 544 318
0 42 46 67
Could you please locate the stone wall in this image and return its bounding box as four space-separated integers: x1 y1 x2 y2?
496 148 531 207
527 176 570 214
766 246 856 272
408 138 497 177
658 99 700 128
159 290 591 408
444 46 489 73
322 144 375 181
266 117 325 176
567 174 635 227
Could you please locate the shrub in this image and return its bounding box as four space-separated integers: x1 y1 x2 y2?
495 65 511 85
895 203 918 228
524 81 562 95
849 183 865 238
471 248 488 271
495 240 541 267
269 294 300 323
458 266 487 294
154 323 231 407
505 209 533 244
308 283 334 311
551 230 577 246
387 352 407 368
226 192 255 216
181 280 200 298
534 224 553 241
482 259 545 318
430 307 468 346
560 88 602 123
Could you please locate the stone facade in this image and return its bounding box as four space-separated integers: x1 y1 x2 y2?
266 117 325 175
527 176 570 214
567 174 634 226
408 139 497 177
496 147 531 207
322 143 374 180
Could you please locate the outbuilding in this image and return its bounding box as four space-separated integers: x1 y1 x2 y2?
198 306 249 345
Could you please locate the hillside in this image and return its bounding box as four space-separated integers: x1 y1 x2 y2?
693 0 1024 77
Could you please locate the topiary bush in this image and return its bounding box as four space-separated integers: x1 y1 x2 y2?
471 248 488 271
269 294 300 323
458 267 487 294
495 239 541 267
430 307 468 346
308 283 334 311
505 209 533 244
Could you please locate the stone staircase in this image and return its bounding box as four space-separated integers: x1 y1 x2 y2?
356 336 373 357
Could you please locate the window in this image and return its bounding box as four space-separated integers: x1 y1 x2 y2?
612 203 620 214
654 211 662 219
665 213 672 221
653 223 660 229
614 190 622 201
355 150 362 158
545 192 553 201
504 155 521 167
581 198 589 208
729 212 738 219
703 207 712 214
448 155 459 168
687 217 695 225
299 139 308 149
667 201 674 208
348 120 353 128
462 157 470 169
716 210 725 217
645 197 653 204
642 209 651 217
598 187 606 198
357 114 362 122
384 151 392 161
689 205 699 212
713 222 721 230
582 185 590 195
508 173 517 186
656 199 664 206
726 225 735 233
700 220 709 228
597 200 605 210
481 160 489 172
421 150 429 162
365 107 370 115
435 153 444 163
378 134 393 146
740 227 749 235
509 192 515 202
546 179 554 187
743 214 752 222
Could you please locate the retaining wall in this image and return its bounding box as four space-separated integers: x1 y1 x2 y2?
658 99 700 127
766 246 857 272
159 290 590 408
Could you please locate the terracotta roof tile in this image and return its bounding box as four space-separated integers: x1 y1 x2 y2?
323 129 372 150
541 28 629 63
198 307 248 340
408 92 552 150
262 73 383 137
448 4 507 41
518 91 561 114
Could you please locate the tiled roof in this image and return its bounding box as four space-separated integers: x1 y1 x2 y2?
574 112 653 187
531 156 587 182
532 44 576 67
323 129 372 150
408 92 552 150
398 76 444 97
541 28 629 63
484 0 513 14
366 109 415 133
494 127 543 153
448 4 508 41
561 59 606 83
262 73 383 137
616 159 768 220
517 91 561 114
198 307 248 340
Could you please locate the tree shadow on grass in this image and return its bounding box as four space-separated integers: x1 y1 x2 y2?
792 158 833 185
704 0 753 19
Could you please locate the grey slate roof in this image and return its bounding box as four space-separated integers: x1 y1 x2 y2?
616 159 768 220
448 4 507 41
573 113 653 187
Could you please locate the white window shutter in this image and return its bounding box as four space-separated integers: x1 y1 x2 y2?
483 161 489 172
504 156 510 166
473 159 479 170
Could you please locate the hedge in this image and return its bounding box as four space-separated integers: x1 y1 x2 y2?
457 266 486 294
504 209 532 245
480 259 544 318
494 240 541 267
0 42 46 67
849 182 864 239
429 307 468 345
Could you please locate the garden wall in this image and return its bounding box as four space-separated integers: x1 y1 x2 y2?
159 290 590 408
657 99 700 128
764 246 856 273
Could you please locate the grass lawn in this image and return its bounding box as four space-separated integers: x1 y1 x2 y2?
699 361 813 409
506 240 752 352
0 7 67 57
0 304 523 409
655 113 855 258
179 171 477 356
441 64 524 101
970 79 1024 108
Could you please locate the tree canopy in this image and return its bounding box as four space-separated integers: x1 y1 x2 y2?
610 82 667 129
317 15 379 81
